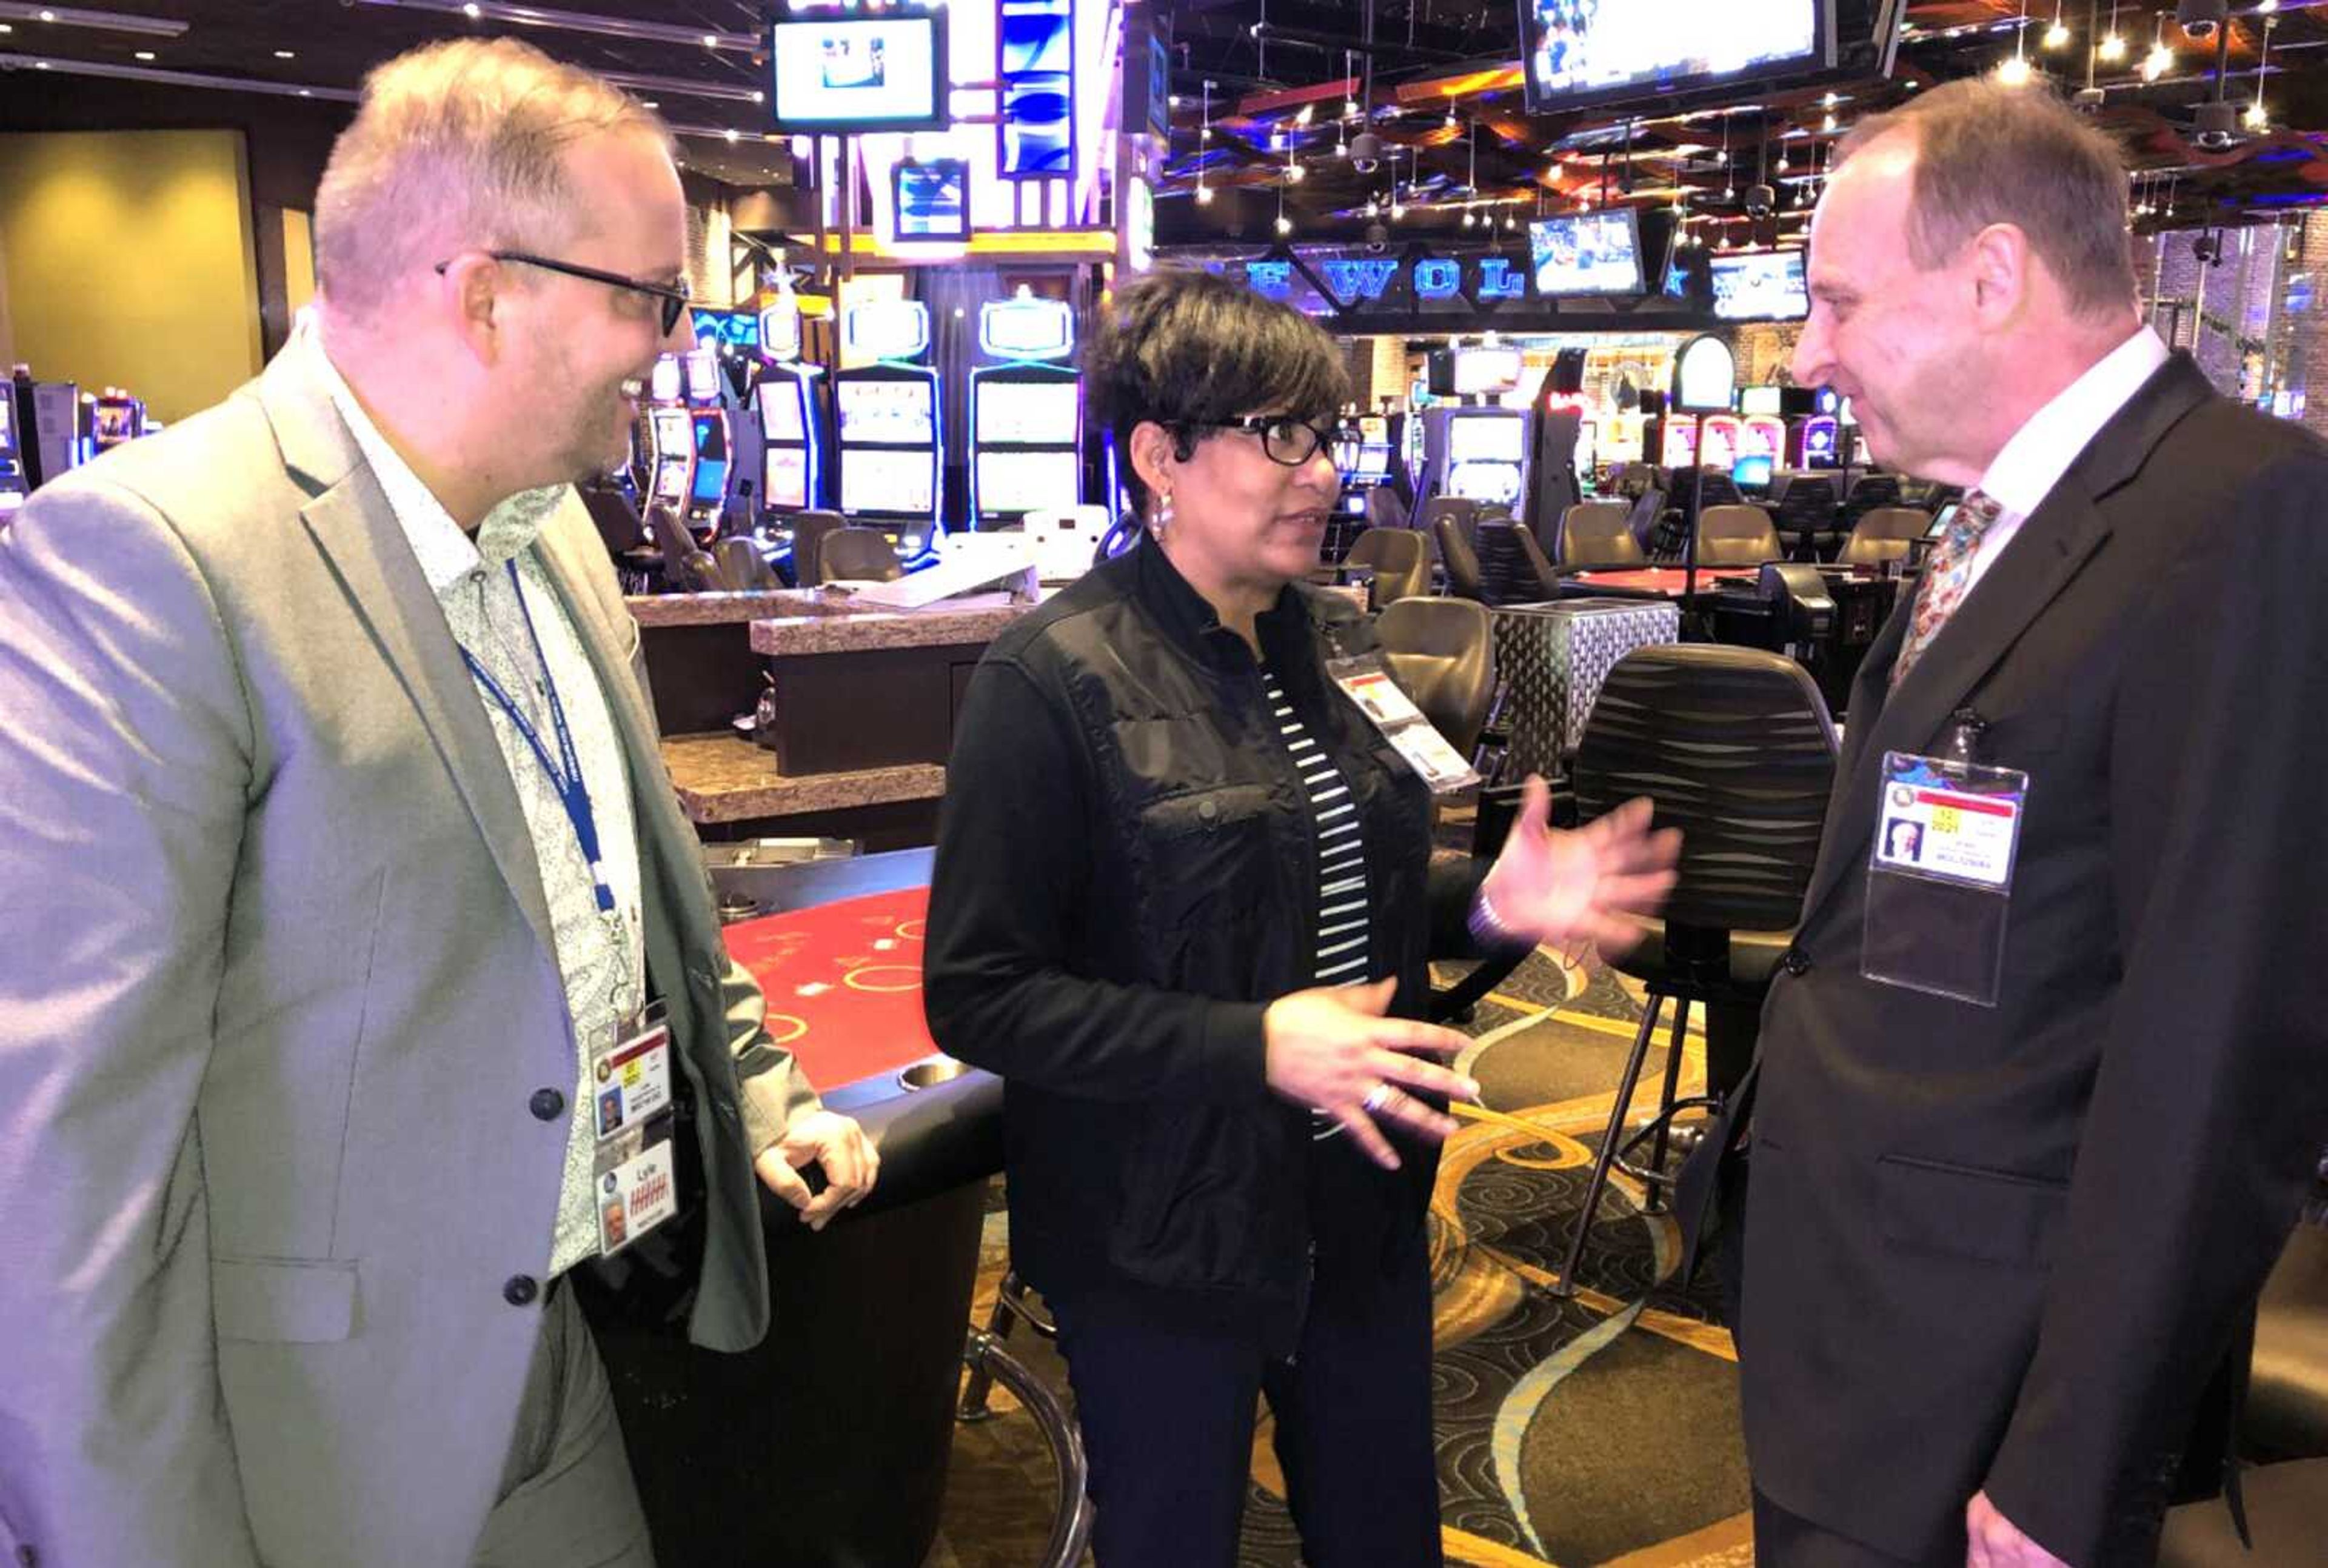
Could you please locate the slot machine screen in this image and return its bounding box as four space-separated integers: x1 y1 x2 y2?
757 379 807 443
1732 453 1774 490
1447 413 1525 465
764 447 810 509
649 357 684 402
654 458 690 502
691 456 729 505
0 397 14 444
840 458 935 517
975 379 1079 445
683 351 723 402
838 378 935 445
977 449 1082 513
1354 444 1393 480
1448 462 1522 505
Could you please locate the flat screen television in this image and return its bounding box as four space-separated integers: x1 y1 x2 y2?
837 378 935 445
998 0 1074 177
1447 412 1526 465
893 158 970 241
1527 209 1645 296
1741 385 1784 416
1452 347 1524 396
977 449 1082 513
768 10 948 135
1519 0 1834 115
764 447 810 509
1711 248 1811 321
840 458 935 517
757 379 808 444
975 379 1080 445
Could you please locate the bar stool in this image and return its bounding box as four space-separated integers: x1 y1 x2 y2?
1556 644 1838 1295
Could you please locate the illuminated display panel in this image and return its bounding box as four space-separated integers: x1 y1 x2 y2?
764 447 810 509
998 0 1073 177
1527 210 1644 296
757 379 808 443
842 458 935 516
1453 347 1524 395
683 350 723 401
975 379 1079 445
649 357 684 402
1711 249 1811 322
1447 412 1526 464
978 449 1081 512
769 12 948 134
894 159 971 241
838 379 935 445
1520 0 1830 115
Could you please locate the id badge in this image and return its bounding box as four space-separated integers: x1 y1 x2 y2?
592 1005 677 1256
1860 752 2030 1007
1326 653 1481 796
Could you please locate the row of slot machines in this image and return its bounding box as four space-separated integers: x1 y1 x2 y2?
1 372 153 522
1331 407 1539 518
1651 388 1850 485
621 291 1088 577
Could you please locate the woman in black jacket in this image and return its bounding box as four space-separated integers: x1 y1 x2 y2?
924 270 1675 1566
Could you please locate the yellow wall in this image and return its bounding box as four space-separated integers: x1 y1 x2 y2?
0 130 264 424
283 208 316 321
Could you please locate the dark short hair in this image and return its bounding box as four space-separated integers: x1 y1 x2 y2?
1083 268 1352 516
1833 78 2136 319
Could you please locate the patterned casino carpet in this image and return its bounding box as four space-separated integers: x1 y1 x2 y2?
926 936 1754 1568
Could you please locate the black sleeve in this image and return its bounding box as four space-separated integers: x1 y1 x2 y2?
923 653 1270 1104
1425 853 1500 962
1982 455 2328 1562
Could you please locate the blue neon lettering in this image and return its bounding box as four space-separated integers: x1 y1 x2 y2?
1476 258 1525 299
1245 261 1294 298
1413 258 1461 298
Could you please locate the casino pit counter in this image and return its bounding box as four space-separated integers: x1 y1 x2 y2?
575 850 1022 1568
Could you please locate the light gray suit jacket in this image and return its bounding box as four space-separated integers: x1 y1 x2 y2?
0 343 820 1566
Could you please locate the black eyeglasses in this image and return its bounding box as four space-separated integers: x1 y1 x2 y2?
1191 415 1355 467
433 250 693 335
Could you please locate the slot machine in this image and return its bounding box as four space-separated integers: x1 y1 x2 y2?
1788 386 1842 469
753 293 826 520
9 371 82 491
1659 418 1699 469
1699 413 1744 473
680 346 734 539
1427 405 1532 510
968 289 1082 527
831 299 943 561
0 391 27 521
87 389 147 456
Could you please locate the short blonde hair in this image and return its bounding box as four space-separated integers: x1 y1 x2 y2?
1833 78 2136 319
314 36 671 322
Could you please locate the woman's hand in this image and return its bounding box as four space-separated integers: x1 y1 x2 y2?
1477 776 1681 959
1263 977 1477 1170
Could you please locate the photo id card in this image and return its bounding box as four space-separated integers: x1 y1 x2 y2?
593 1121 678 1258
1861 752 2032 1008
591 1013 672 1142
1326 653 1482 796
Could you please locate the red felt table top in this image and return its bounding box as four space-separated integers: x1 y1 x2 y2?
721 889 934 1092
1571 567 1759 595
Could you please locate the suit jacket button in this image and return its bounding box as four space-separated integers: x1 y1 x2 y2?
1782 947 1812 977
529 1088 566 1122
503 1274 540 1307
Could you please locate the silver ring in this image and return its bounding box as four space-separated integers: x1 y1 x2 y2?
1362 1083 1395 1115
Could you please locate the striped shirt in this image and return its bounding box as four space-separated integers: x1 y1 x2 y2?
1260 663 1371 1141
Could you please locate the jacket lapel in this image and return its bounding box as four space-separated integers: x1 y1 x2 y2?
1795 354 2213 933
261 344 558 959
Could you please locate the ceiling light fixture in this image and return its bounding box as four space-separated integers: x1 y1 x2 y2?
2044 0 2070 48
0 2 184 37
1194 79 1213 206
2248 15 2276 129
2098 3 2126 62
1999 0 2034 83
2142 13 2172 81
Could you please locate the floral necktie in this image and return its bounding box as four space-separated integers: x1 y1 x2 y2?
1890 490 2005 690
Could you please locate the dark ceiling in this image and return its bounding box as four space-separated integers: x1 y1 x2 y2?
1 0 2324 247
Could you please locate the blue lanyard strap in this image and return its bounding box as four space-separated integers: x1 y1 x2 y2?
459 559 617 914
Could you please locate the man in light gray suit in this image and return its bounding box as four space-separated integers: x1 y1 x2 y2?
0 38 877 1567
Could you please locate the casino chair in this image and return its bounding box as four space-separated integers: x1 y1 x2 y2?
1693 503 1785 569
1838 505 1935 567
1418 495 1481 554
1376 597 1497 758
785 509 847 589
1769 472 1841 561
1364 484 1413 532
711 536 782 592
1348 524 1432 606
1508 522 1567 602
1431 515 1487 602
1624 486 1669 556
818 526 906 584
1559 499 1647 569
1557 645 1839 1295
644 501 723 593
1837 472 1904 533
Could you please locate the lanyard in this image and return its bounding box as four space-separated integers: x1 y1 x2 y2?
458 559 617 915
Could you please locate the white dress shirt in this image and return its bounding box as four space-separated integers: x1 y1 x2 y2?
307 323 646 1276
1962 325 2172 595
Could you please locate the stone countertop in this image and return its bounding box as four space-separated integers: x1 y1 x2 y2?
662 733 946 823
626 590 820 629
748 598 1039 656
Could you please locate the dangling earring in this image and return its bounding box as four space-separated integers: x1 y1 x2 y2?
1150 490 1174 539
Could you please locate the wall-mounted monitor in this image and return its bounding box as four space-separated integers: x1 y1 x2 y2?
1452 347 1524 396
977 449 1081 513
998 0 1074 177
975 379 1080 445
837 378 935 445
1519 0 1835 115
841 457 935 516
768 9 949 135
1527 209 1645 296
1711 248 1811 322
893 158 970 242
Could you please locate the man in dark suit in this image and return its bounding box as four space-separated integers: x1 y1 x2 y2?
1729 78 2328 1566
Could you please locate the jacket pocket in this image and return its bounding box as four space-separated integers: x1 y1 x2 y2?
1877 1153 2067 1269
1134 783 1276 940
213 1256 360 1344
1114 1104 1271 1290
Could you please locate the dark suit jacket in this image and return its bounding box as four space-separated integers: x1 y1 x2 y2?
1737 355 2328 1566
